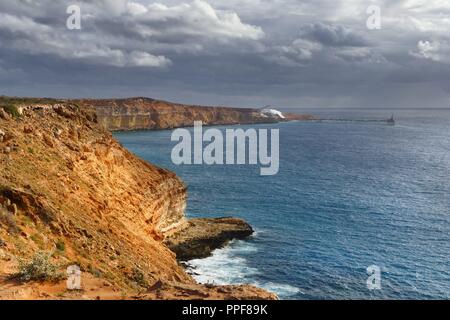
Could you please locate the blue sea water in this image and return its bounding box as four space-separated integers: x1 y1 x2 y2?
114 108 450 300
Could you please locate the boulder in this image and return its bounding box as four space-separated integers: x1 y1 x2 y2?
23 125 33 134
54 128 63 138
0 108 10 120
43 134 54 147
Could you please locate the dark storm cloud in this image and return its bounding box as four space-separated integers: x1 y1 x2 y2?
299 22 370 47
0 0 450 107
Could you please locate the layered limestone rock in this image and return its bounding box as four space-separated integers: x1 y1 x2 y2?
77 97 312 131
164 218 254 261
0 100 276 300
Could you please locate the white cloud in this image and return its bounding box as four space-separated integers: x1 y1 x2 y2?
127 1 149 15
410 40 450 64
130 0 264 41
128 51 172 67
0 0 263 68
269 39 322 67
402 0 450 13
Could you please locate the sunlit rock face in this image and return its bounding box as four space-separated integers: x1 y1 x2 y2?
0 98 277 300
82 97 285 131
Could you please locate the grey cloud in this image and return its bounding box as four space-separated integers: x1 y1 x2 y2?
268 39 323 67
0 0 263 68
410 40 450 64
299 22 370 47
0 0 450 107
267 21 381 68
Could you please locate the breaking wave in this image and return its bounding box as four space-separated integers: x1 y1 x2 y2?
185 239 301 299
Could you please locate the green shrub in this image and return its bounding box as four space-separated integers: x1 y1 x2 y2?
14 252 62 282
0 96 61 106
56 240 65 252
1 104 20 118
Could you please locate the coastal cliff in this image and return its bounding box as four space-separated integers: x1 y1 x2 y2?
76 97 313 131
0 99 276 300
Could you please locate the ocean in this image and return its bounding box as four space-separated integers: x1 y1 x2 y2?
114 108 450 300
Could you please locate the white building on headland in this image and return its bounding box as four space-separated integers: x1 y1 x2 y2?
260 108 285 119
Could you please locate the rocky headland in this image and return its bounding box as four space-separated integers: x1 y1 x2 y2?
0 97 284 300
75 97 314 131
0 96 313 299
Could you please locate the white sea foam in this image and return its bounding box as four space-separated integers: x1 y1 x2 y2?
185 239 302 299
185 240 259 285
255 282 303 298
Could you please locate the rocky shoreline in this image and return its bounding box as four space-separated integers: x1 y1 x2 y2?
0 98 278 300
164 217 254 261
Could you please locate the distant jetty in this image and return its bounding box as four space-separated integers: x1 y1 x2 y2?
312 115 395 125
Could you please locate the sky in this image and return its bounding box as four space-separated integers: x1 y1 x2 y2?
0 0 450 108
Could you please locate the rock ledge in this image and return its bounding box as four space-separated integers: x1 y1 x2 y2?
164 217 253 261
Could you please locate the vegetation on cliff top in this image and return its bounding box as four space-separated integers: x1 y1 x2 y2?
0 96 62 106
0 96 63 118
0 104 20 118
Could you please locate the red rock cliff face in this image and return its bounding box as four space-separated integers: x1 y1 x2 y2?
0 101 276 299
78 98 283 131
0 103 189 286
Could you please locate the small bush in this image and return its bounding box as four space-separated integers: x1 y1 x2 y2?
56 240 65 252
14 252 62 282
129 267 148 288
1 104 20 118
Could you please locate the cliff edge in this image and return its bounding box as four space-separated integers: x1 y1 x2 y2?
0 98 276 300
76 97 314 131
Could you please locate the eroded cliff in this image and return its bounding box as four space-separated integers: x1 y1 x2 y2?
0 100 276 300
77 97 313 131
